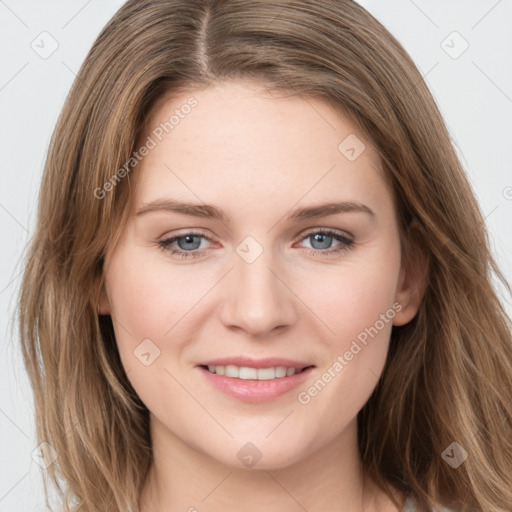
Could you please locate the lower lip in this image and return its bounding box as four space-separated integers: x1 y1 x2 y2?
197 366 315 403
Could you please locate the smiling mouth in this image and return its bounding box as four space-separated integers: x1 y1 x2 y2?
199 364 314 380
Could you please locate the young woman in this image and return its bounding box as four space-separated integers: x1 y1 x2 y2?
18 1 512 511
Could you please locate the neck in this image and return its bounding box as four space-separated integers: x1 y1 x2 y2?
138 414 404 512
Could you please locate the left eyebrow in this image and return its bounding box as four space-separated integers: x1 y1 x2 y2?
288 201 375 220
135 199 375 222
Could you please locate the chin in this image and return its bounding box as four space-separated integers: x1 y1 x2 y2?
211 436 314 471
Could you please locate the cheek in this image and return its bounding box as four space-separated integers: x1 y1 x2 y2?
106 247 200 338
104 250 195 406
294 250 401 346
104 249 181 373
108 270 164 339
292 266 399 439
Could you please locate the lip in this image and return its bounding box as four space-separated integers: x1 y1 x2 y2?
197 356 313 370
196 358 315 403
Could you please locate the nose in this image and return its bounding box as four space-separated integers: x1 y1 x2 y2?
219 244 298 338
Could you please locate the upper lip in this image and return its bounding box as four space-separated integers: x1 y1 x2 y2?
197 356 314 370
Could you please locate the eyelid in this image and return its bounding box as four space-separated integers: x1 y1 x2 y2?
296 226 353 242
157 229 215 245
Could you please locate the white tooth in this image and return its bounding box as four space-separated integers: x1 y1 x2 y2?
225 365 239 378
275 366 287 378
239 366 258 380
210 364 304 379
257 367 277 380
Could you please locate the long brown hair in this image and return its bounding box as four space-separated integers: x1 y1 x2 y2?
17 1 512 511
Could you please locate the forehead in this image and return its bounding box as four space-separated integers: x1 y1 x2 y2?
132 80 389 216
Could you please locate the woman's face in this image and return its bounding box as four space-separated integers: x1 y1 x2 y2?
99 79 422 469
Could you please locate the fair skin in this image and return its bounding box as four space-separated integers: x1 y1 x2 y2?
99 79 426 512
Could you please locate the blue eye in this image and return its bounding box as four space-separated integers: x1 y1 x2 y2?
158 232 209 259
299 230 354 254
157 229 354 259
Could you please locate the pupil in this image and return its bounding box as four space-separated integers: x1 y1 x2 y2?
312 233 331 250
178 235 200 250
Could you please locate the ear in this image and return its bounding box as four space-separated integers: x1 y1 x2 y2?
393 219 429 326
95 273 111 315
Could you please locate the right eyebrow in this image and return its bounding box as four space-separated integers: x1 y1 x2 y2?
136 199 228 222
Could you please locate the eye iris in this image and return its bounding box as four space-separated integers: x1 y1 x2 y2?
178 235 201 250
311 233 332 250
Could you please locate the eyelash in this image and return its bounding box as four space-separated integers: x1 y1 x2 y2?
157 229 354 259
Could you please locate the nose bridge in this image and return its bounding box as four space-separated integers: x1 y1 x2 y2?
220 235 297 336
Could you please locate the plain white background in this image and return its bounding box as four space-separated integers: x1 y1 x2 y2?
0 1 511 510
